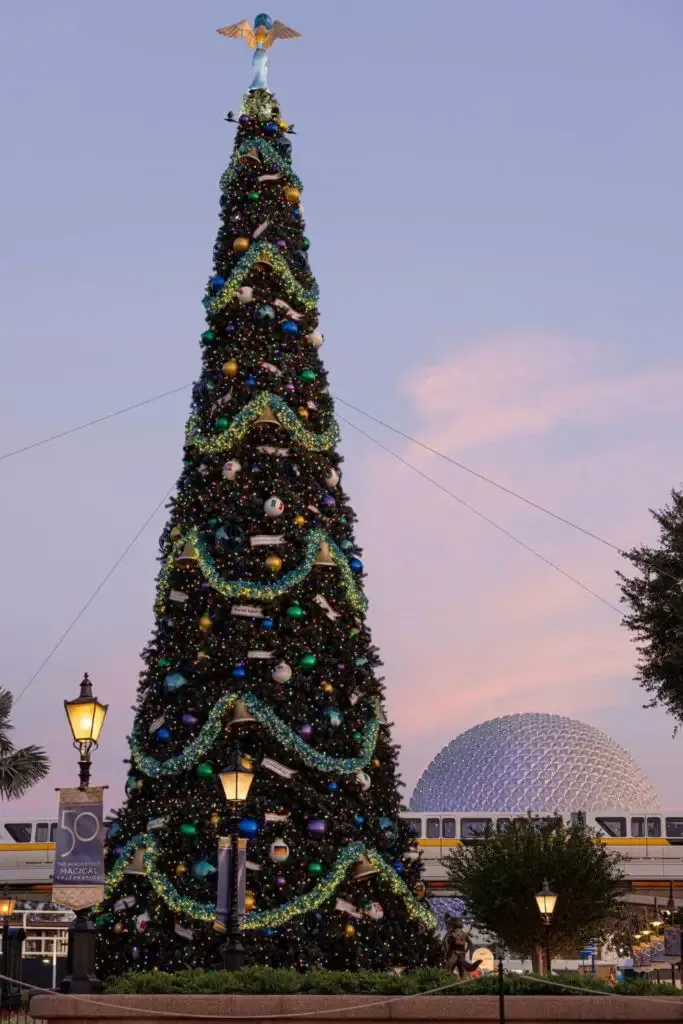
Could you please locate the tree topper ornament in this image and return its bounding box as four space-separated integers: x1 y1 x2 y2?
217 13 301 92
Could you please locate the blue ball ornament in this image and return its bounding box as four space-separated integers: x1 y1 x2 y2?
232 664 247 679
281 320 299 336
155 727 170 742
210 275 225 293
393 860 405 875
349 557 363 573
327 780 338 793
261 617 274 630
354 814 365 825
245 375 257 387
254 13 274 30
264 927 275 937
264 122 278 135
201 296 213 309
239 817 259 838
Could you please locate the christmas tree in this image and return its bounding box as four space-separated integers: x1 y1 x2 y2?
97 17 438 976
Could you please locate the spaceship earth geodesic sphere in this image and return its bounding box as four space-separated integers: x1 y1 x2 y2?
409 713 660 812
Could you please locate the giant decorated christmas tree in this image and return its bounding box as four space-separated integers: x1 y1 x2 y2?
97 15 438 976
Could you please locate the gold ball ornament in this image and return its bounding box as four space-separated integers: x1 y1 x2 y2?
113 921 124 935
321 681 335 694
197 647 210 661
170 526 181 539
199 612 212 632
344 923 356 939
372 758 381 768
293 514 306 527
265 553 283 573
283 185 301 204
297 407 309 420
223 359 239 378
210 811 221 827
175 862 188 875
245 890 256 911
233 236 250 253
279 120 288 130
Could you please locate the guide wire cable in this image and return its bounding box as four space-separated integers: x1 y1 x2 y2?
13 485 175 706
338 413 622 616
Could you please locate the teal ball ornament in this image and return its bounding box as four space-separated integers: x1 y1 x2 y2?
256 304 275 321
299 653 317 670
254 14 274 29
163 672 188 694
307 861 323 876
326 708 343 728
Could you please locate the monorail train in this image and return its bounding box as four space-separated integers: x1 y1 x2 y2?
2 812 683 888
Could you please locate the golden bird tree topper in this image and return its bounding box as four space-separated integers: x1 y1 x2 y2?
217 13 300 92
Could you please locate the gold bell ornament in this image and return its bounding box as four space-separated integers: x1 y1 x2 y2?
175 541 199 568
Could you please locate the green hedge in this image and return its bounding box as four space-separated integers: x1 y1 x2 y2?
105 967 679 996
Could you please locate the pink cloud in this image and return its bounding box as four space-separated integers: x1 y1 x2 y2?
351 332 683 802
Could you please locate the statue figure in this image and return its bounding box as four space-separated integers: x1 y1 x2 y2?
217 12 301 92
442 915 482 979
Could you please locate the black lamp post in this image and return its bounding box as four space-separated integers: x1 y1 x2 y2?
665 881 681 987
494 942 505 1024
535 880 557 976
218 750 254 970
0 887 16 1010
64 673 108 788
60 673 108 995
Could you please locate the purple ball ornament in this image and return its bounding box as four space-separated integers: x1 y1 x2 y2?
285 383 295 392
275 874 286 887
321 495 336 507
306 818 327 836
299 723 313 742
226 322 237 334
239 114 250 126
276 239 287 250
181 713 198 728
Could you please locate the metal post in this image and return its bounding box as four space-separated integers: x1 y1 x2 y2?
78 747 91 789
1 918 9 1010
497 949 505 1024
221 809 245 970
544 925 552 976
60 910 102 994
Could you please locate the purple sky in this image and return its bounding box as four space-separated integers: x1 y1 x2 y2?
1 1 682 819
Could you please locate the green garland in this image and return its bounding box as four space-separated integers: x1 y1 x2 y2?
131 691 379 778
104 836 435 930
185 392 340 457
205 242 319 316
220 139 302 193
156 527 367 615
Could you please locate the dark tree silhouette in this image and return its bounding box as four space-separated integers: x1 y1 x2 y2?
0 689 50 800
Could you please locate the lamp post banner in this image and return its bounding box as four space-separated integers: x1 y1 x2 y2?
52 786 105 910
663 925 681 959
214 836 247 934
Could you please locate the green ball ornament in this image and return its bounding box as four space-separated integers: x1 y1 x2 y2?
158 657 170 668
201 330 215 346
352 731 362 741
287 602 304 620
247 191 260 201
307 861 323 876
300 369 317 383
179 823 197 837
299 653 317 670
301 236 311 250
196 762 214 779
215 417 230 432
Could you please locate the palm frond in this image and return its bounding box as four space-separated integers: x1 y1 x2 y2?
0 744 51 800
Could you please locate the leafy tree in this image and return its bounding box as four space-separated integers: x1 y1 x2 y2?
617 488 683 726
445 816 624 971
0 689 50 800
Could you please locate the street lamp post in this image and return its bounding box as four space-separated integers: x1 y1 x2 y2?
60 673 108 995
535 880 557 976
218 750 254 970
665 881 681 987
0 887 16 1011
64 673 108 788
494 942 505 1024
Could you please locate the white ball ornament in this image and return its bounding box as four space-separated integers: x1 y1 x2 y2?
264 496 285 518
325 468 340 488
135 912 151 934
222 459 242 481
236 286 254 304
269 838 290 863
306 330 324 349
272 661 292 684
356 770 371 792
365 902 384 922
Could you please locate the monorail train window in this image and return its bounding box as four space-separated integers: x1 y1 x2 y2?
665 818 683 839
442 818 457 839
461 818 492 840
631 817 645 838
647 817 662 838
50 823 58 842
5 823 32 842
496 818 511 834
426 818 441 839
596 817 626 838
404 818 422 838
35 822 50 842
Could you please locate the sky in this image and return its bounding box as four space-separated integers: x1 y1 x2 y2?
1 0 682 819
